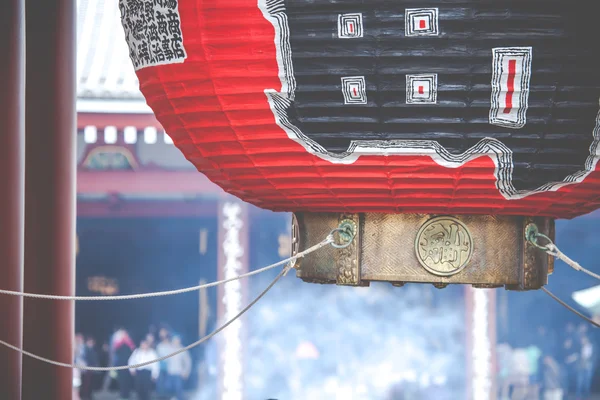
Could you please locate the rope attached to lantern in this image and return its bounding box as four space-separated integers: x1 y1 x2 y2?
526 223 600 328
0 226 356 371
541 287 600 329
0 264 291 371
0 228 352 301
526 223 600 281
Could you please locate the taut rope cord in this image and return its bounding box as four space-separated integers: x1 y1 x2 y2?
0 234 341 371
0 263 290 371
0 236 335 301
541 287 600 329
526 223 600 281
526 223 600 327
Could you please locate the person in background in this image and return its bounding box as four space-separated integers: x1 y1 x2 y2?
575 334 595 400
526 344 543 399
75 333 86 362
114 329 135 399
128 340 160 400
103 326 124 392
73 333 86 400
508 346 533 400
562 322 579 394
167 335 192 400
537 326 558 373
496 343 513 400
156 327 174 396
148 324 158 338
542 356 563 400
102 330 115 392
97 342 110 392
146 333 156 349
144 333 157 393
80 336 99 400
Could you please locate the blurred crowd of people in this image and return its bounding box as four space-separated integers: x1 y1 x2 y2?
73 325 192 400
68 281 599 400
497 322 598 400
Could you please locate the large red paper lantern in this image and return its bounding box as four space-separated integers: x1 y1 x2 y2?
120 0 599 290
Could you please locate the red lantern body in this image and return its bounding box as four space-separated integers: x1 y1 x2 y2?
120 1 600 291
121 0 600 219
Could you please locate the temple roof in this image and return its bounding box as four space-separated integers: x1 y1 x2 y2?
77 0 150 112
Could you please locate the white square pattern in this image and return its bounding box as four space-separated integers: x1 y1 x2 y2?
406 74 438 104
341 76 368 104
338 13 363 38
405 8 439 37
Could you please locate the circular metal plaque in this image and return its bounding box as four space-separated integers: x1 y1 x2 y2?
415 216 473 276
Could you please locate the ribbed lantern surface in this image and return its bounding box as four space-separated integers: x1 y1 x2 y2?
120 0 600 218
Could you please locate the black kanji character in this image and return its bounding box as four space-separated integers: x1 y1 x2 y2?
137 41 151 64
166 9 182 36
171 35 185 58
156 12 168 36
145 2 155 22
128 0 143 15
132 19 146 42
148 23 160 42
151 42 165 62
162 37 174 60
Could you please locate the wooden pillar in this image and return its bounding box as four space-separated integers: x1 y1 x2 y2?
0 0 25 398
217 198 249 400
22 0 77 399
465 287 497 400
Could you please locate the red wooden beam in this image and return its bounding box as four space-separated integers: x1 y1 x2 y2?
77 170 224 196
22 0 76 398
77 199 218 218
77 112 162 130
0 0 25 398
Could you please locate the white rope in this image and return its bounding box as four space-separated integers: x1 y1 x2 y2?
0 236 334 301
542 287 600 328
0 265 287 371
0 235 335 371
546 243 600 280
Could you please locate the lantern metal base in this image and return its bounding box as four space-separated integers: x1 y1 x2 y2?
291 213 554 291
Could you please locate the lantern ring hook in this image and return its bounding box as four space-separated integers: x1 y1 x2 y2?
525 223 554 252
330 220 357 249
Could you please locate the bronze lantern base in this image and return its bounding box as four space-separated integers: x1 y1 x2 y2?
291 213 554 291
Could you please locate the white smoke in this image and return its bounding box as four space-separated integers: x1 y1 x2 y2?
194 274 466 400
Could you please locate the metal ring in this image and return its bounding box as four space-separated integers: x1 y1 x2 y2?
330 224 356 249
533 233 554 251
525 223 554 251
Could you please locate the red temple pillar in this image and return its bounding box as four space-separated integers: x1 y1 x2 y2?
217 197 249 400
22 0 77 399
0 0 25 398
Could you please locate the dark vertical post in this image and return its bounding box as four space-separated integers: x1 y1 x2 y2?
22 0 77 399
0 0 25 399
